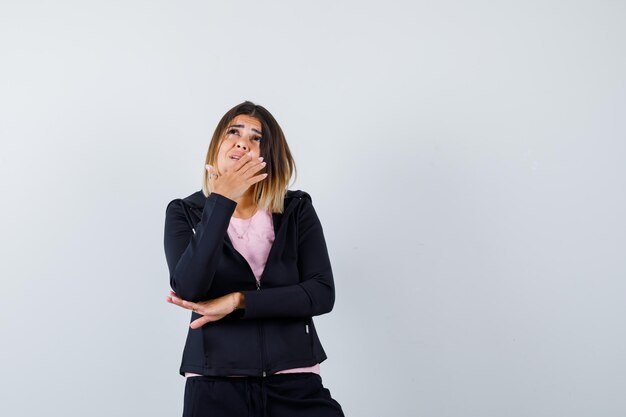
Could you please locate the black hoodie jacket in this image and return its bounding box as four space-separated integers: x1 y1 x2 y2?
163 189 335 377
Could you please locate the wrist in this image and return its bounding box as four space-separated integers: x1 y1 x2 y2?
232 292 245 310
211 188 236 202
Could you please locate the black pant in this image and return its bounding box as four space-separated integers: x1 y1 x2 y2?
182 373 345 417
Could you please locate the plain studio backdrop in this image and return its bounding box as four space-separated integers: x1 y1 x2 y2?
1 1 625 416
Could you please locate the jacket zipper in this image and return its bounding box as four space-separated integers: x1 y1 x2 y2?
219 246 269 376
224 233 268 377
229 231 268 377
256 278 267 377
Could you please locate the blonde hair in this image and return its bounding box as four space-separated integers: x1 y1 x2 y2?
201 101 297 213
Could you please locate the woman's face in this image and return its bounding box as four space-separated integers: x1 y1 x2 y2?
215 114 263 174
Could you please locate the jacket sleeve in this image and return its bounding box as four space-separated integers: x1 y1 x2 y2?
164 192 237 302
239 196 335 319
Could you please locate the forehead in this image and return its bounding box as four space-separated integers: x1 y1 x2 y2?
229 114 262 130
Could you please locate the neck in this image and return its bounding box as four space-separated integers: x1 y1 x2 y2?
233 190 258 218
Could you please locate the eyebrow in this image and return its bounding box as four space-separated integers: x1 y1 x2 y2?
228 124 263 136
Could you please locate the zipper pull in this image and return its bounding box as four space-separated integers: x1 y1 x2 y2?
305 324 309 334
256 280 261 291
262 371 267 377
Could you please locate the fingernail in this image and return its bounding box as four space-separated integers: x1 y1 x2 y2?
258 157 264 162
247 152 252 156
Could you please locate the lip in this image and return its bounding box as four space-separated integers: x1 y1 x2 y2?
229 152 246 160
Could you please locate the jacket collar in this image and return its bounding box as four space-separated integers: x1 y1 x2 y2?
181 189 312 254
182 189 311 210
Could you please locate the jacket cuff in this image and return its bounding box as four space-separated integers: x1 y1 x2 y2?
239 290 263 319
238 287 308 319
207 192 238 210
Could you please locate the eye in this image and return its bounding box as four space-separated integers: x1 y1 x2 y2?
227 128 239 135
254 137 262 142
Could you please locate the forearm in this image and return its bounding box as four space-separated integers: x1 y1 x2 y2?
165 192 237 301
237 273 335 319
236 196 335 319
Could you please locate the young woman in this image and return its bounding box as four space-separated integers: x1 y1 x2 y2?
163 101 345 417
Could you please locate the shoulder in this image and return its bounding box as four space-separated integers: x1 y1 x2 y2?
283 190 316 216
164 191 198 219
285 190 323 224
285 189 313 202
165 190 206 213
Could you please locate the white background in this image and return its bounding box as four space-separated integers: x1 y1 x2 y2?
1 1 625 416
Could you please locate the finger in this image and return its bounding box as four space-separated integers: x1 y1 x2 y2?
191 314 224 328
168 294 182 305
247 172 269 186
190 316 212 329
167 295 184 304
241 159 266 177
233 152 255 172
206 164 219 181
181 299 199 312
168 296 187 309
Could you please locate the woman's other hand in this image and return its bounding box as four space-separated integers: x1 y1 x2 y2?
206 152 267 201
166 290 244 329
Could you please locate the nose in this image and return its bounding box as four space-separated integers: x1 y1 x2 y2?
235 141 249 151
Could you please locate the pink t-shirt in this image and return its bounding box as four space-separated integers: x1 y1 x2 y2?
185 208 321 378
